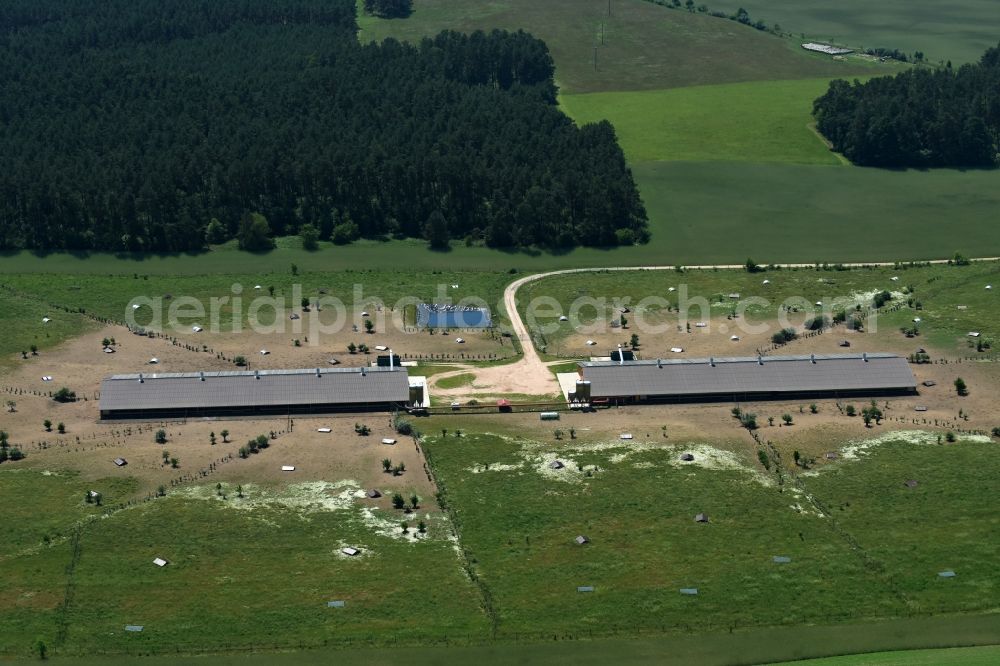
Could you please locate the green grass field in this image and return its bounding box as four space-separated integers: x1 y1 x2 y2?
801 438 1000 615
0 472 486 657
769 645 1000 666
435 373 476 390
424 430 898 638
0 269 511 332
415 426 1000 650
357 0 879 94
708 0 1000 65
0 291 96 368
561 79 844 164
15 619 1000 665
519 262 1000 352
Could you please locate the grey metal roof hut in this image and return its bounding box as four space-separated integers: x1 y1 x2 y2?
578 353 916 404
100 367 411 420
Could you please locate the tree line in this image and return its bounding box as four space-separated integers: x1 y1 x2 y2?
813 43 1000 168
0 0 648 252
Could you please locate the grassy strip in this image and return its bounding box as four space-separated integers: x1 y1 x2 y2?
436 373 476 390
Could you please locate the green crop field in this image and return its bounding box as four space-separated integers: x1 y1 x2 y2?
357 0 879 94
633 161 1000 265
561 79 844 164
708 0 1000 65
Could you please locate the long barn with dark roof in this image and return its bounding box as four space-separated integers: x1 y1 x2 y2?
99 367 415 420
575 353 917 405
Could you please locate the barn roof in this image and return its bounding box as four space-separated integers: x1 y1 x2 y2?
100 367 410 412
580 353 916 398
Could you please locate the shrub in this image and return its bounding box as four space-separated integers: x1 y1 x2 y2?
782 414 793 425
299 223 320 250
154 429 167 444
331 220 360 245
873 290 893 308
954 378 968 396
804 315 830 331
945 431 957 443
771 328 798 344
845 405 856 417
234 355 247 367
757 449 770 470
394 418 413 436
53 387 76 403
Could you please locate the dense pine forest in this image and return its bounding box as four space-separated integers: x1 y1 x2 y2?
813 44 1000 168
0 0 648 252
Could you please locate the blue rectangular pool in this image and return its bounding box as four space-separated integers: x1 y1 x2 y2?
417 303 492 328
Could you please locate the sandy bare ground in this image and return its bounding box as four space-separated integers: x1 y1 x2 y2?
0 325 436 505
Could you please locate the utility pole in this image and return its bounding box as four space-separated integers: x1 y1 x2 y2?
593 45 598 70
